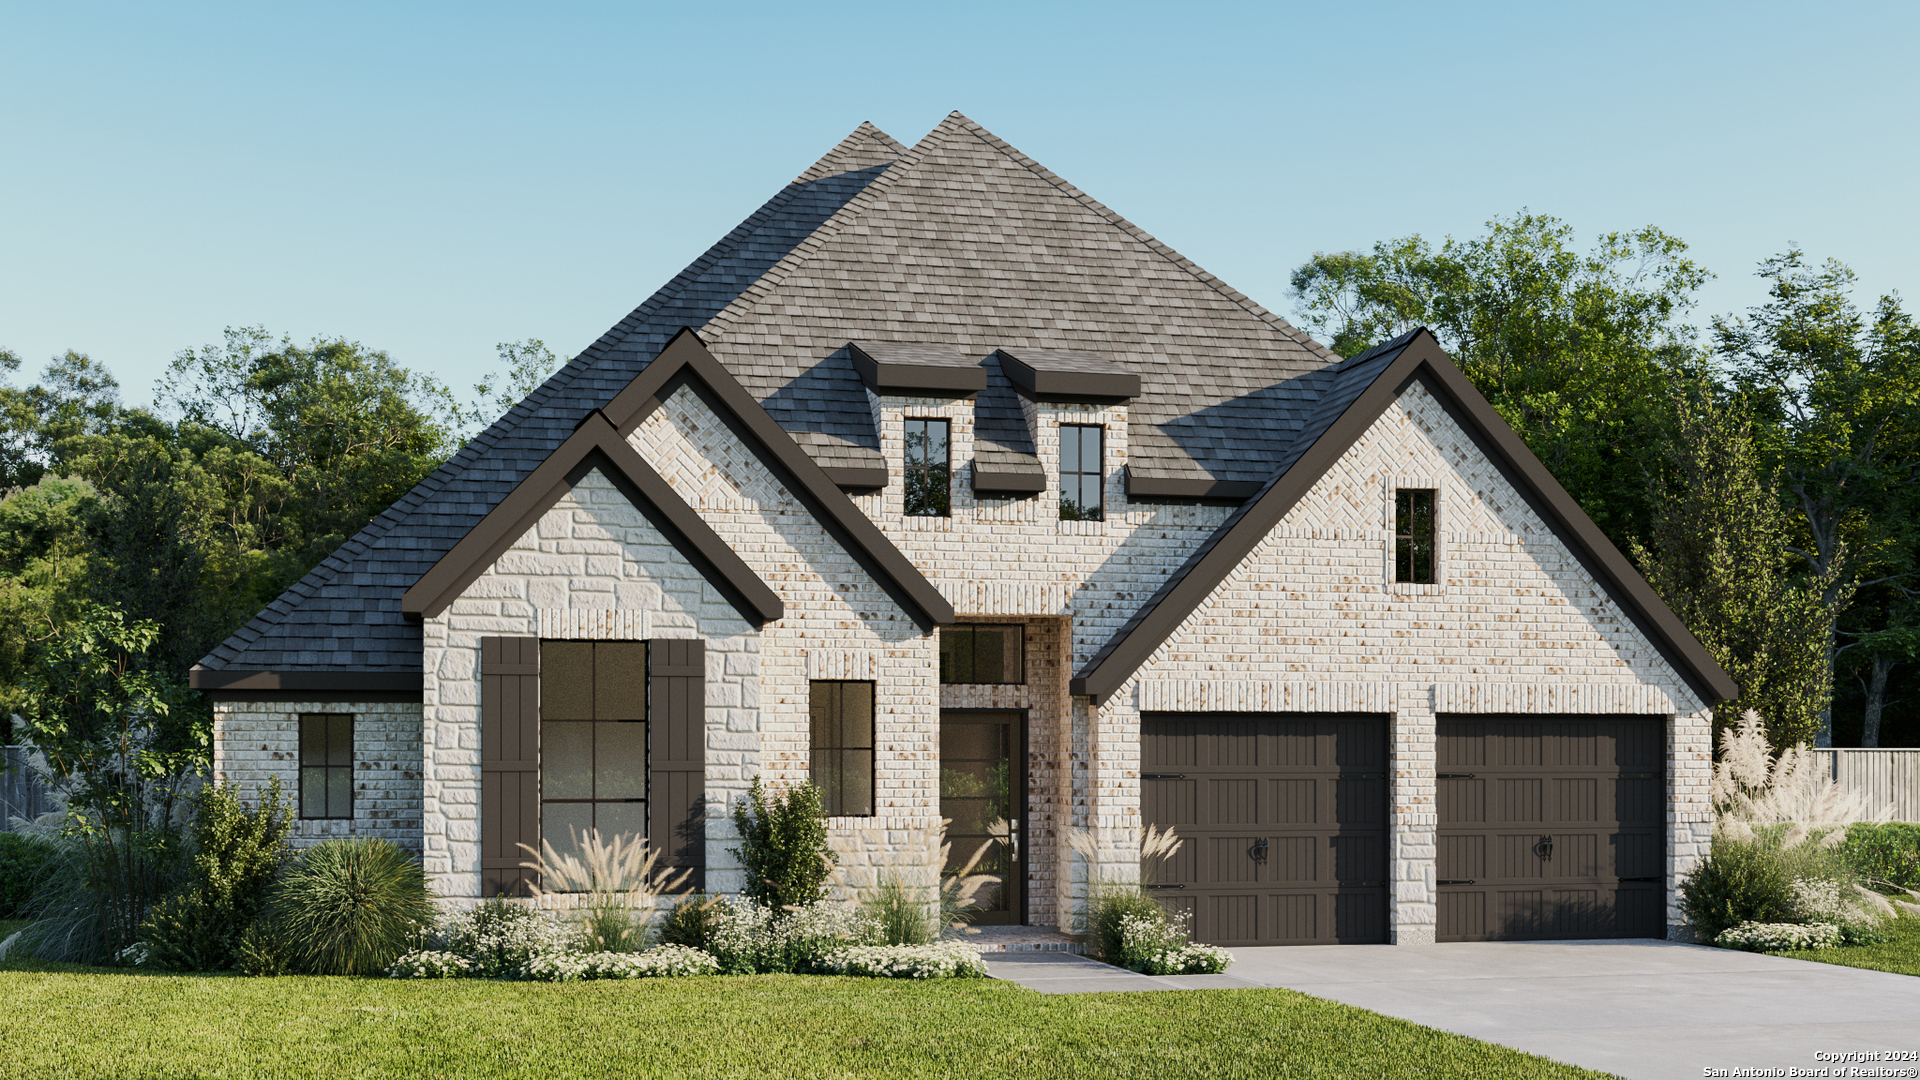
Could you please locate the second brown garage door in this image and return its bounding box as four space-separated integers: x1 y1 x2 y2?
1437 715 1667 942
1142 713 1389 946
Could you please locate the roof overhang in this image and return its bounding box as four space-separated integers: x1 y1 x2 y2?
188 668 424 703
996 348 1140 402
1071 329 1739 708
848 341 987 396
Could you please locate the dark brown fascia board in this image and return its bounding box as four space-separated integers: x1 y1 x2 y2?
189 667 424 702
847 342 987 395
600 328 956 631
996 349 1141 402
399 408 784 627
1124 468 1261 503
822 466 889 490
1071 330 1738 707
973 465 1046 495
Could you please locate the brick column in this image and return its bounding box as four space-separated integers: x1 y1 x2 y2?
1668 704 1715 939
1390 682 1437 944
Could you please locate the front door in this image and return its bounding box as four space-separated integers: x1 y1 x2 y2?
940 711 1026 925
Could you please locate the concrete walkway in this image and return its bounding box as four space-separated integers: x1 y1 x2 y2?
986 939 1920 1080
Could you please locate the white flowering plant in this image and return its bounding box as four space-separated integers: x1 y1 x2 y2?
1716 921 1843 952
1115 910 1233 976
520 945 720 982
388 950 473 979
817 942 988 979
705 898 877 974
1788 877 1893 946
435 899 572 978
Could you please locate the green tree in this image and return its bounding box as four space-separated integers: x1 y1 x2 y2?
466 338 563 431
0 475 101 714
1714 249 1920 746
1290 212 1710 544
1632 387 1847 751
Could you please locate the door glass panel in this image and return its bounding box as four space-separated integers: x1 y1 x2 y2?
941 713 1021 923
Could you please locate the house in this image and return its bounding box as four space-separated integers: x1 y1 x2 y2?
193 112 1736 946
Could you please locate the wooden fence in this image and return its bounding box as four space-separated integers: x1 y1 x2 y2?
1813 749 1920 823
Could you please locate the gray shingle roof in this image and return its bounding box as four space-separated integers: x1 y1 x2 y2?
197 112 1348 676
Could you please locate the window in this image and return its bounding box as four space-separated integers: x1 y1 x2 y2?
299 714 353 819
1395 488 1437 584
1059 424 1103 520
810 681 874 817
904 418 950 517
540 641 648 863
939 624 1026 684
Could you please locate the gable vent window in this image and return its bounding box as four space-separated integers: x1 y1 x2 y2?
1059 424 1104 521
1395 488 1437 584
811 681 875 817
904 418 950 517
299 714 354 820
540 641 648 866
939 624 1026 685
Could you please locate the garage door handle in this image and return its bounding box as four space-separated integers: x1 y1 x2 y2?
1250 838 1268 862
1534 836 1554 861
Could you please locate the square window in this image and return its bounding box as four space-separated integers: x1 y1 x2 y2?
1059 425 1103 521
810 681 875 816
298 714 353 819
939 625 1026 684
1395 488 1437 584
904 418 950 517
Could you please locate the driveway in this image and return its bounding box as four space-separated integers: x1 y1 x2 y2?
1225 939 1920 1080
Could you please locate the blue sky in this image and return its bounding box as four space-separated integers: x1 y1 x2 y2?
3 1 1914 410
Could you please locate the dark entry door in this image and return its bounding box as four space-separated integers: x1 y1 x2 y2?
940 711 1026 925
1142 713 1389 946
1436 715 1667 941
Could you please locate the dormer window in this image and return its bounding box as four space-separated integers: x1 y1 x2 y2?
1060 424 1104 521
904 418 950 517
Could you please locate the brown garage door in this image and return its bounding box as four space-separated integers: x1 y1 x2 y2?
1142 713 1388 946
1437 715 1666 942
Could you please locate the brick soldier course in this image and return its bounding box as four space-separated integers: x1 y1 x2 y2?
198 113 1734 945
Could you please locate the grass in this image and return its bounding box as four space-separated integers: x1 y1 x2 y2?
1779 915 1920 977
0 961 1616 1080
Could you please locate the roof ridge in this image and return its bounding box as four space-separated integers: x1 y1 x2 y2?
947 112 1337 364
698 115 971 347
577 122 906 367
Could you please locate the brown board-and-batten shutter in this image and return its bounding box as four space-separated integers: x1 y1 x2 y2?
481 636 540 897
649 639 706 890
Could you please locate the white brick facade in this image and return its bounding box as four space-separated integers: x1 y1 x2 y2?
214 376 1713 938
212 701 423 854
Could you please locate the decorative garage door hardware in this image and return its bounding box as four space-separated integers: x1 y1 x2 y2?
1436 715 1667 942
1142 713 1390 947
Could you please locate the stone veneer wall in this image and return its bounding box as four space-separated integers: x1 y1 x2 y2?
419 468 761 901
212 701 423 855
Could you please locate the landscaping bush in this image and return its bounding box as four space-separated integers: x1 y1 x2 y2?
1680 834 1848 941
1717 921 1844 951
704 897 874 974
818 942 988 979
21 828 188 965
729 777 836 910
0 833 55 918
1084 886 1170 966
265 838 436 976
1116 910 1233 975
387 950 473 979
140 780 292 971
1840 822 1920 889
658 891 725 950
861 873 936 946
517 945 719 982
437 898 570 978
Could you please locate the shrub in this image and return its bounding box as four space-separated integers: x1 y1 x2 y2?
1716 921 1844 951
658 892 725 950
1840 822 1920 889
1787 876 1891 945
140 780 292 971
519 945 719 982
388 950 473 979
704 897 873 974
0 833 55 918
1114 908 1233 975
729 777 836 910
818 942 988 979
232 920 291 977
1680 835 1849 941
438 898 571 978
1084 887 1170 966
266 838 437 976
20 829 188 965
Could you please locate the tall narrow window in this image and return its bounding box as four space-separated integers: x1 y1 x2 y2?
299 714 353 819
1395 488 1437 584
810 681 875 817
540 640 648 866
903 418 950 516
1060 424 1103 520
939 624 1026 684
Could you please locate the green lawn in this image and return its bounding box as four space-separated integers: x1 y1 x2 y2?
1779 915 1920 976
0 962 1616 1080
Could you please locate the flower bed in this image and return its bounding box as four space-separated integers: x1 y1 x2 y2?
817 942 988 979
1716 921 1843 952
